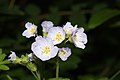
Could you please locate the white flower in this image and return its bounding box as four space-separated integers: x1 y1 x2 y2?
31 37 58 61
28 53 34 61
41 21 54 32
47 27 65 45
72 27 87 49
63 22 77 35
8 51 16 61
35 36 43 41
58 47 71 61
22 22 37 38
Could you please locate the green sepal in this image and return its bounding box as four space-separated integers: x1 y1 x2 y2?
21 54 29 64
0 65 9 70
26 62 37 71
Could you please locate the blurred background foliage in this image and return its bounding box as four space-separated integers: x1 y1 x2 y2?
0 0 120 80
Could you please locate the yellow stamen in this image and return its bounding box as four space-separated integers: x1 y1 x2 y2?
59 50 66 56
55 33 62 42
43 46 51 54
29 27 36 33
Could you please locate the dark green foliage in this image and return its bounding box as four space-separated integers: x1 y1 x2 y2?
0 0 120 80
0 49 10 70
25 4 41 24
87 9 120 30
69 5 86 27
47 7 61 24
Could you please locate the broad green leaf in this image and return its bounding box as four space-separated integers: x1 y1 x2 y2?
25 4 40 16
0 65 9 70
0 60 10 65
88 9 120 30
48 78 70 80
0 54 6 61
110 21 120 27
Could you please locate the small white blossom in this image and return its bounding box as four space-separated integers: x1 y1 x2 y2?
63 22 77 35
22 22 37 38
31 37 58 61
72 27 87 49
8 51 16 61
28 53 34 61
35 36 43 41
41 21 54 32
58 47 71 61
47 27 65 45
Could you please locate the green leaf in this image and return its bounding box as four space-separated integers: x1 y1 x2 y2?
25 4 40 16
110 21 120 27
48 78 70 80
0 65 9 70
0 60 10 65
0 49 2 55
88 9 120 30
0 54 6 61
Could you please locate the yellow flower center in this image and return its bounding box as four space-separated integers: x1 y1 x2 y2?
55 33 63 42
43 46 51 54
59 50 66 56
29 27 36 33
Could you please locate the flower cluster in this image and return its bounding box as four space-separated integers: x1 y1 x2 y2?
8 51 37 71
9 21 87 62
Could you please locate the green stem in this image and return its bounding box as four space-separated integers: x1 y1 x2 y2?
31 71 38 80
6 75 13 80
36 71 41 80
56 57 59 80
109 70 120 80
42 62 45 80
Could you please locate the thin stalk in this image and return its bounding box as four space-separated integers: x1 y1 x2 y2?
56 57 59 80
42 62 45 80
109 70 120 80
31 71 38 80
6 75 13 80
36 71 41 80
